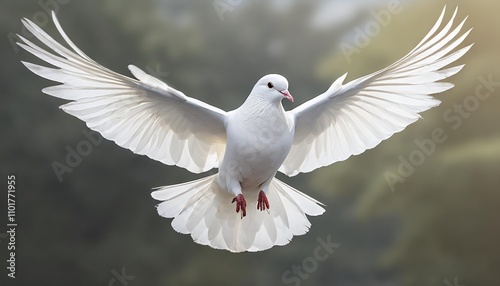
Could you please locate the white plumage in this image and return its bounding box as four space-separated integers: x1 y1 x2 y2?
18 7 471 252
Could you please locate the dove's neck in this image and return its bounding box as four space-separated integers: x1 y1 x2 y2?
240 96 284 120
238 96 292 131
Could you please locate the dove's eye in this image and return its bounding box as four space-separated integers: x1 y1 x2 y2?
267 82 274 89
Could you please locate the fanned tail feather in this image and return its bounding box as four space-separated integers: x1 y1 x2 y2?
152 175 325 252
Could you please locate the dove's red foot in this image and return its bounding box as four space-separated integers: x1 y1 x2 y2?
232 194 247 218
257 191 270 211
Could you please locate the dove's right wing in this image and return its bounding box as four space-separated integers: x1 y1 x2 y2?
282 7 472 176
18 12 227 173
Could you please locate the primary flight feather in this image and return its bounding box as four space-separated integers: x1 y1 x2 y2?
18 6 472 252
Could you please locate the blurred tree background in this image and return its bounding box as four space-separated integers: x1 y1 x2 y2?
1 0 499 285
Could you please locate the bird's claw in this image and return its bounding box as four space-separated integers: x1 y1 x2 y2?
232 194 247 218
257 190 270 211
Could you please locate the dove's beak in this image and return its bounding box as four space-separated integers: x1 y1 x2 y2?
280 90 294 103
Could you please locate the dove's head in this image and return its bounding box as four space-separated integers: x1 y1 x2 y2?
252 74 294 103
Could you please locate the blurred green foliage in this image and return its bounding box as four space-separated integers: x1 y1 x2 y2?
1 0 499 285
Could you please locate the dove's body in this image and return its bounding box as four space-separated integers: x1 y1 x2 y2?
219 90 295 195
17 8 472 252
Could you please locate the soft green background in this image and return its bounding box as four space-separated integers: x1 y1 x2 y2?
1 0 499 285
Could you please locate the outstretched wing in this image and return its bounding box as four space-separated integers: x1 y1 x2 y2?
281 7 472 176
18 11 227 173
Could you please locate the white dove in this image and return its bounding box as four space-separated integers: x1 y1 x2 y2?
17 7 471 252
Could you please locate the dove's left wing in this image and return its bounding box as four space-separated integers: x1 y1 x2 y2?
281 7 472 176
18 12 227 173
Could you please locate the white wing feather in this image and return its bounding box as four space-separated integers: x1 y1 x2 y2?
18 12 227 173
281 7 472 176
